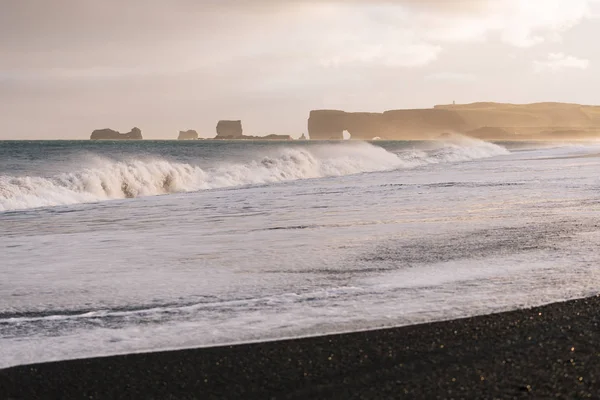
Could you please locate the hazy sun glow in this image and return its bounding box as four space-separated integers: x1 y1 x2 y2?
1 0 599 139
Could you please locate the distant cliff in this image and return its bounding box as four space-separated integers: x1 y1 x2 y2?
307 110 347 140
307 103 600 140
178 130 198 140
90 127 142 140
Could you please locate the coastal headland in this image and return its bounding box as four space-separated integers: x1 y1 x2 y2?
2 295 599 399
308 102 600 140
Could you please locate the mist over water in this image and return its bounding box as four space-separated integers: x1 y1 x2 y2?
2 137 600 368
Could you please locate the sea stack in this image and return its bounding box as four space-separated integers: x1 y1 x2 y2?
213 120 293 140
215 120 243 139
177 130 199 140
90 127 143 140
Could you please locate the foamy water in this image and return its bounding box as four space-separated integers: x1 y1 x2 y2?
0 136 507 211
1 137 599 368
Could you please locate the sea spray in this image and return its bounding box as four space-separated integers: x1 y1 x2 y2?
0 139 508 211
424 134 510 163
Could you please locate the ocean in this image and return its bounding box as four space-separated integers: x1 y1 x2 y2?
2 137 600 368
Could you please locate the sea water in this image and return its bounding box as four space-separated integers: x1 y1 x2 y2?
1 137 600 368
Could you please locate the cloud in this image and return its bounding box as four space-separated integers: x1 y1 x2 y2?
1 0 600 139
0 66 177 81
400 0 598 47
425 72 478 82
2 0 598 75
533 53 590 72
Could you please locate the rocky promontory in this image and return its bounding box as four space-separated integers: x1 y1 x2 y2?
90 127 143 140
177 130 198 140
307 103 600 140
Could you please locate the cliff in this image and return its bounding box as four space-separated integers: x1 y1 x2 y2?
381 109 468 139
90 127 142 140
178 130 198 140
307 110 466 140
307 103 600 140
307 110 347 140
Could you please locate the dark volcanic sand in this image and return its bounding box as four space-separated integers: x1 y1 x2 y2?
2 296 600 399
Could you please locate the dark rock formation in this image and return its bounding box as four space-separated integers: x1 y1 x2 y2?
90 127 142 140
261 134 292 140
214 120 292 140
307 103 600 140
382 109 468 139
216 120 243 139
307 110 347 140
345 112 386 140
177 130 198 140
214 134 292 140
307 109 466 140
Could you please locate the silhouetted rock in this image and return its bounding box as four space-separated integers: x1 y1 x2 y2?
307 109 467 140
381 109 468 139
177 130 198 140
214 120 292 140
214 134 292 140
261 134 292 140
90 127 142 140
307 110 346 140
216 120 243 139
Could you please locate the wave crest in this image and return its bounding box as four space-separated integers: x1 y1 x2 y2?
0 139 508 211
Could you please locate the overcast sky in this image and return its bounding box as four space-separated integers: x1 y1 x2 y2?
2 0 600 139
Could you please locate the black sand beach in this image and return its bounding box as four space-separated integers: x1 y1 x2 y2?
2 296 600 399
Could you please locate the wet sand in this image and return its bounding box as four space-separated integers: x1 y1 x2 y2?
2 295 600 399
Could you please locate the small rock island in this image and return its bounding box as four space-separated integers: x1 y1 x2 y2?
177 130 199 140
214 120 291 140
90 127 143 140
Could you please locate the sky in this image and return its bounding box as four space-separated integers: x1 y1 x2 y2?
2 0 600 139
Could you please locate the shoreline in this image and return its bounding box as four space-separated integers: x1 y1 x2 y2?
2 137 600 142
3 296 600 399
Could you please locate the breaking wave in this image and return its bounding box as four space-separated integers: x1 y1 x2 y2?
0 138 508 211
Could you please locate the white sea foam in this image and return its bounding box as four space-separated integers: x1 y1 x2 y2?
0 138 508 211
